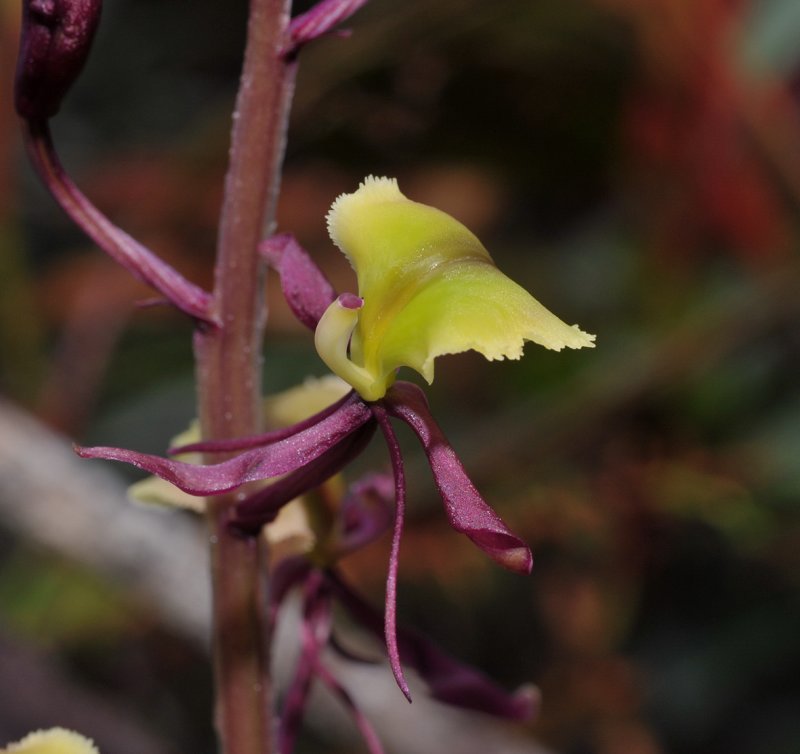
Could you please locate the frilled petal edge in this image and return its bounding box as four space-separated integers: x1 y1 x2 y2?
374 262 595 386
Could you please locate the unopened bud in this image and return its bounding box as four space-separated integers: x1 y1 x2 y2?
15 0 102 120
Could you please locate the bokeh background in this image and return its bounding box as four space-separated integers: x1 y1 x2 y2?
1 0 800 753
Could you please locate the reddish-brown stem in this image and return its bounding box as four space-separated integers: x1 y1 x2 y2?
194 0 296 752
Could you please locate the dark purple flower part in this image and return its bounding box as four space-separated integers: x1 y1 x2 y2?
170 387 353 455
232 420 376 535
370 402 411 699
384 381 533 575
259 234 336 331
76 393 372 495
16 0 214 323
285 0 372 58
333 472 394 556
15 0 102 120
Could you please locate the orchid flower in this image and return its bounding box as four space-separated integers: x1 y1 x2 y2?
316 176 595 401
78 176 594 703
1 729 99 754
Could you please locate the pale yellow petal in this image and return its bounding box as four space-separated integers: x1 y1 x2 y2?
264 375 351 427
128 474 206 512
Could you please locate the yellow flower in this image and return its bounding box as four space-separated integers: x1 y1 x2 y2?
315 176 595 401
2 729 99 754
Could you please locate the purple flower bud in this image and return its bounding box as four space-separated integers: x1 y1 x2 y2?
15 0 102 120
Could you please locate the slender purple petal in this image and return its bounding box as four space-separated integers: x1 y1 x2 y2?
286 0 370 56
170 389 354 455
383 382 532 575
371 403 412 702
24 122 215 324
231 420 376 535
327 570 538 721
314 660 386 754
259 234 336 330
279 571 332 754
76 397 372 496
334 472 395 556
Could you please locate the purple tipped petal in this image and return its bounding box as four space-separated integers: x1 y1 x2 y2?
259 234 336 330
335 472 395 556
327 570 538 721
371 404 412 703
76 397 372 496
171 390 354 455
286 0 371 56
231 421 376 535
383 382 532 575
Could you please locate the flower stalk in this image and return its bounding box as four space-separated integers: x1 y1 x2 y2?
22 120 214 323
192 0 294 752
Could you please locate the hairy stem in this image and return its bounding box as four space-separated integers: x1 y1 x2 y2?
194 0 296 752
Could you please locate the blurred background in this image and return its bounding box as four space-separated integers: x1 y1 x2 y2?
1 0 800 752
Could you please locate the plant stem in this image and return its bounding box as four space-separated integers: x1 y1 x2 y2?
194 0 296 752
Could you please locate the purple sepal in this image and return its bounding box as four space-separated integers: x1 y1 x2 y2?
259 234 336 330
334 472 394 556
75 396 372 496
170 389 353 455
231 421 376 535
286 0 371 57
383 382 533 575
327 571 538 721
15 0 102 120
